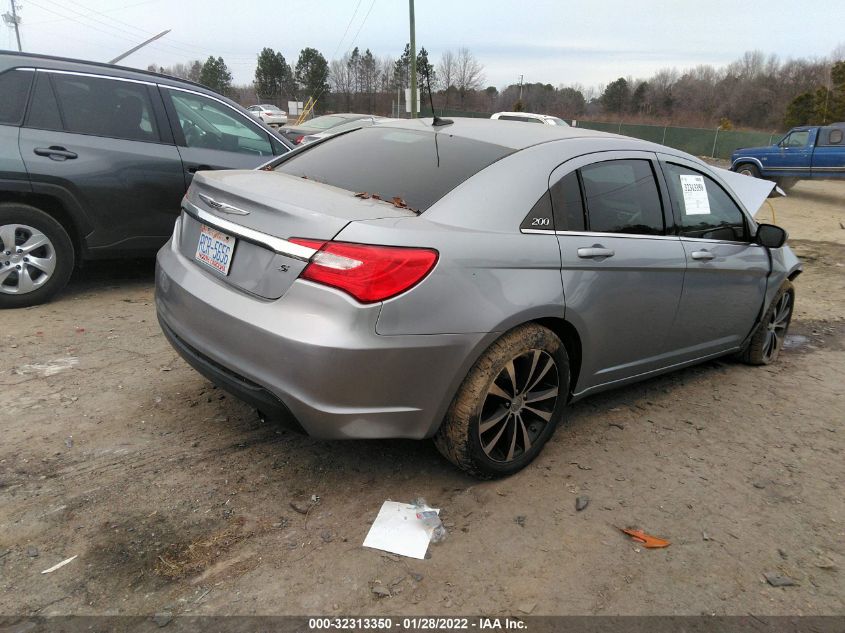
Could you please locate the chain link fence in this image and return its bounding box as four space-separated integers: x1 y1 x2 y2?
420 109 781 161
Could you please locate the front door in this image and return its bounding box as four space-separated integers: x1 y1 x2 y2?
658 156 769 357
159 87 279 185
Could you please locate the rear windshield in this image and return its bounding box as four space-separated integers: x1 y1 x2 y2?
275 127 513 212
299 115 354 131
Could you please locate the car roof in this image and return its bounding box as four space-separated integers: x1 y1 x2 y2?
375 117 620 151
0 50 214 95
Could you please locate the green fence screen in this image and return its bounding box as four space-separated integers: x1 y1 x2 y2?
419 110 780 160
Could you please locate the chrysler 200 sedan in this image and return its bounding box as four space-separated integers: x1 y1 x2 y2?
155 118 801 478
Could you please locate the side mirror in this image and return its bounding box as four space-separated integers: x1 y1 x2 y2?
756 223 787 248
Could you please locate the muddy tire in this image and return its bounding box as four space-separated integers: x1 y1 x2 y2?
0 203 75 309
776 178 799 192
740 281 794 366
434 324 569 478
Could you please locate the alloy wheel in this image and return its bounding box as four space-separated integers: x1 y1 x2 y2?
478 349 560 463
0 224 57 295
763 291 792 362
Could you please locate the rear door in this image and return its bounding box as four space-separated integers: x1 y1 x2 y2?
551 152 687 391
658 156 769 357
0 68 34 192
18 70 185 253
159 87 282 183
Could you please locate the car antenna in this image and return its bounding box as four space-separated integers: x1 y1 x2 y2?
426 72 452 127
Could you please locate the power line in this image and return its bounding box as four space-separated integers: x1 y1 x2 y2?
330 0 363 60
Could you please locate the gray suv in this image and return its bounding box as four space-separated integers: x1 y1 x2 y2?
0 52 291 308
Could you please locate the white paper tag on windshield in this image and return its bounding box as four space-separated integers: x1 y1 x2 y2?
680 174 711 215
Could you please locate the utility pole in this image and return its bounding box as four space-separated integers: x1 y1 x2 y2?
6 0 22 52
108 29 170 65
409 0 417 119
518 74 524 102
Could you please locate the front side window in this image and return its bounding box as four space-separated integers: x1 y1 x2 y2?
0 69 34 125
579 159 665 235
166 90 272 156
782 130 810 148
50 73 159 142
663 163 747 241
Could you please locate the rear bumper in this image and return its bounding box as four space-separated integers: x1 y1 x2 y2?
155 238 487 440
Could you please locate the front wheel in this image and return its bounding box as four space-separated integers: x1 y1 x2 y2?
434 324 569 478
0 203 75 309
736 163 761 178
740 281 794 366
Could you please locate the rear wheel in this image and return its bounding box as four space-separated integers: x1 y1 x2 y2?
0 203 74 309
741 281 794 366
434 324 569 478
776 177 799 192
736 163 761 178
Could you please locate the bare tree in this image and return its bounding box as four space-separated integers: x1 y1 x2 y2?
454 47 485 108
437 50 457 108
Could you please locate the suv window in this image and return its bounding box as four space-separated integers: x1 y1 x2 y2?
25 72 63 131
579 159 665 235
0 69 34 125
166 90 273 156
275 127 514 212
50 73 159 142
663 163 747 241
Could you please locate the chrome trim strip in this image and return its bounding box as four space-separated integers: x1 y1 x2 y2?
197 193 250 216
681 237 762 246
520 228 680 241
35 68 155 86
181 200 317 261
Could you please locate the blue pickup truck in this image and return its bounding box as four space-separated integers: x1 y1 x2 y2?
730 122 845 190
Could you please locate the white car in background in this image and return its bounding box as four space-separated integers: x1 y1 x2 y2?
300 116 392 145
247 104 288 127
491 112 569 126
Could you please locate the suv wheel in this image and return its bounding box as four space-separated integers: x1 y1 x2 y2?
434 324 569 478
0 203 74 309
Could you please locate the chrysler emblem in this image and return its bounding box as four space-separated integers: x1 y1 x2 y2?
198 193 250 216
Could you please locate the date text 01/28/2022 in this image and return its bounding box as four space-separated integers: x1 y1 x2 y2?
195 224 235 275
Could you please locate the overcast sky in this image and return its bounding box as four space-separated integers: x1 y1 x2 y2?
6 0 845 90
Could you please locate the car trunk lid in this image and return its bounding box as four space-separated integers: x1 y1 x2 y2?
178 169 416 300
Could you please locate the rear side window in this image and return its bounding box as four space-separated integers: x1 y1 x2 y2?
663 163 747 241
25 72 63 131
579 159 665 235
50 73 160 142
0 69 34 125
549 171 586 231
275 127 514 212
825 128 843 145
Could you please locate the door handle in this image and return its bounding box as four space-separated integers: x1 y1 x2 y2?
187 165 213 174
34 146 77 161
691 250 715 261
577 246 615 259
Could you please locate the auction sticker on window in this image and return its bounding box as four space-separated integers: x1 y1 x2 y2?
195 224 236 275
680 174 711 215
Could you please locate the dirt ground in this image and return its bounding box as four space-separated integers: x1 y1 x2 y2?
1 179 843 618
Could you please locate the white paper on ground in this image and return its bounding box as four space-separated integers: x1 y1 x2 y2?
680 174 711 215
362 501 439 559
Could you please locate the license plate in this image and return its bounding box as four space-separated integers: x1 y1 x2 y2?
195 224 236 275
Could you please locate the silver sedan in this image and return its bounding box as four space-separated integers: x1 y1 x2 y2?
155 118 801 477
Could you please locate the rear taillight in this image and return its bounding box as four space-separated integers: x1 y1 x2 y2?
294 135 305 144
289 239 438 303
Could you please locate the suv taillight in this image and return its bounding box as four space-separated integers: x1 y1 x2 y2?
289 239 438 303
